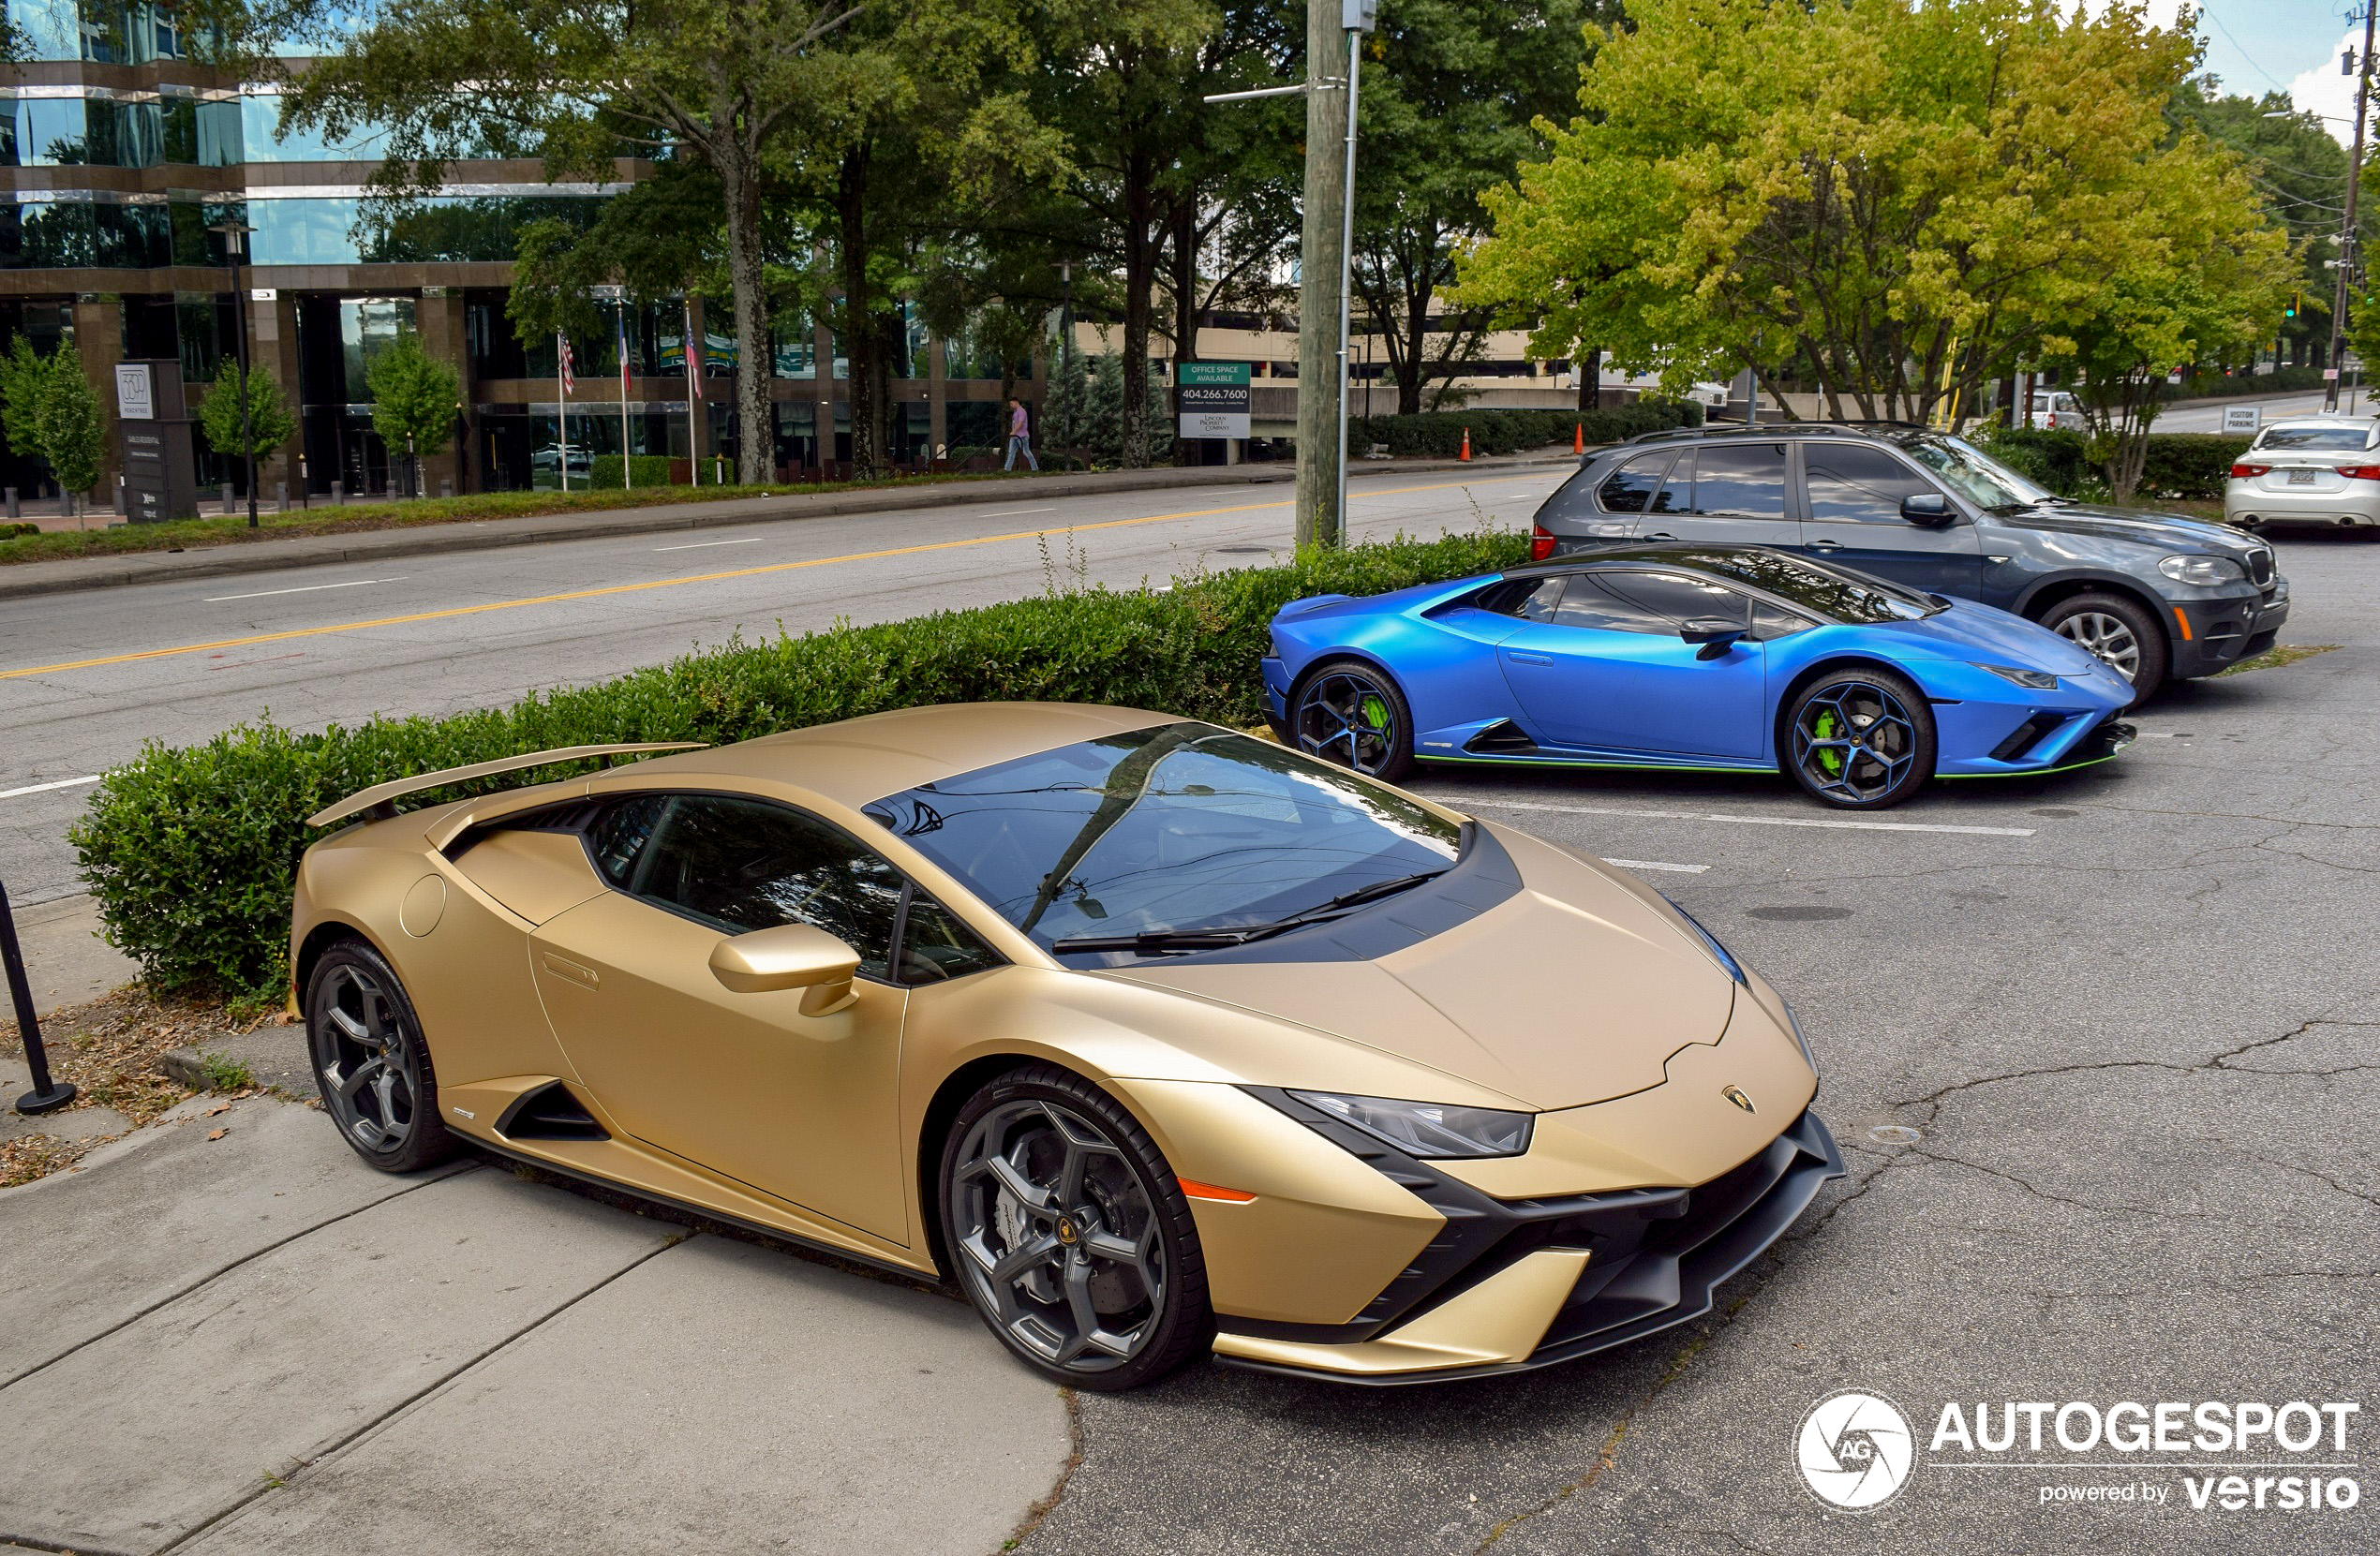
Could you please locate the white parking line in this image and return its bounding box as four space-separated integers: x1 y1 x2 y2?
1602 857 1708 873
652 537 767 552
0 775 100 801
1449 797 2034 837
980 507 1056 518
203 577 408 602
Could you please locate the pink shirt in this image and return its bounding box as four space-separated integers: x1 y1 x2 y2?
1010 405 1029 438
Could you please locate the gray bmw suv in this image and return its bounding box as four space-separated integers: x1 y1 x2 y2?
1530 424 2288 703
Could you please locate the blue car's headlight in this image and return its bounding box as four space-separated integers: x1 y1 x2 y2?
1664 897 1746 985
1971 661 2060 690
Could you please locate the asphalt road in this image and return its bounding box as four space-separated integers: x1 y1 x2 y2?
0 464 1564 907
2153 390 2370 433
1016 533 2380 1556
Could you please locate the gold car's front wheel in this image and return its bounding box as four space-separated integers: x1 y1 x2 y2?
940 1065 1212 1390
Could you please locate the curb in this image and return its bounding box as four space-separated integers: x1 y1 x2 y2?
0 454 1573 603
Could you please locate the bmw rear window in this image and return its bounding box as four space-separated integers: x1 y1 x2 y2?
863 723 1461 957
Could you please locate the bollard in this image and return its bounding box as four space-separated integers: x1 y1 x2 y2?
221 481 235 515
439 478 453 499
332 481 345 507
275 481 289 514
5 487 16 520
1 880 77 1116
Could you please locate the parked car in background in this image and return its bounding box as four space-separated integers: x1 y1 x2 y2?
2029 390 2086 431
1265 544 2135 809
531 443 593 477
1531 425 2287 706
2224 416 2380 530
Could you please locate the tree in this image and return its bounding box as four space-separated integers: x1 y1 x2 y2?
196 360 300 475
35 354 104 514
1458 0 2282 425
0 336 52 479
364 333 462 497
1351 0 1603 415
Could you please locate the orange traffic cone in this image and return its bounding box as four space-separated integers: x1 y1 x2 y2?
1459 426 1472 462
1573 422 1584 454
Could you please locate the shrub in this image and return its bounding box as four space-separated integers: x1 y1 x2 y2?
588 454 680 489
1975 424 2248 503
71 532 1532 997
1351 400 1703 460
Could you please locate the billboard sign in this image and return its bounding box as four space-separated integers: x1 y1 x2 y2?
1179 361 1251 439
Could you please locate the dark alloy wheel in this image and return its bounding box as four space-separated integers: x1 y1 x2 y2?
1784 668 1937 809
2037 591 2167 709
305 940 461 1173
1292 659 1415 780
940 1064 1212 1390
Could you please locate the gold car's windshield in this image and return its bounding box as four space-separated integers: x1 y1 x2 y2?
863 722 1461 959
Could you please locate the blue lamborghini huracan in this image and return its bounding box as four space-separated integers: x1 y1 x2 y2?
1262 545 2135 808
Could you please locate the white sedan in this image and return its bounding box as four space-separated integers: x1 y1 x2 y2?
2224 416 2380 530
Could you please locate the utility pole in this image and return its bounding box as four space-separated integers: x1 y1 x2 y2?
1295 6 1353 549
2328 2 2375 413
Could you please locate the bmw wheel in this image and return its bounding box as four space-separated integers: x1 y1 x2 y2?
305 939 461 1174
2038 592 2166 709
1784 668 1937 809
940 1064 1212 1391
1291 659 1415 780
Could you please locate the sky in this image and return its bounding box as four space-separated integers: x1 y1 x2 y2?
2144 0 2376 143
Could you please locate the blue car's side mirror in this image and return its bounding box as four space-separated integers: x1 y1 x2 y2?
1679 618 1748 660
1901 492 1955 526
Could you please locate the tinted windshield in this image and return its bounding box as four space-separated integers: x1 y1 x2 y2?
2254 425 2373 452
1593 548 1941 623
863 723 1462 960
1890 434 2052 511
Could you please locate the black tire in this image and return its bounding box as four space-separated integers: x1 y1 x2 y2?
1289 658 1416 781
2036 591 2167 707
1783 667 1937 809
938 1063 1212 1391
305 939 462 1174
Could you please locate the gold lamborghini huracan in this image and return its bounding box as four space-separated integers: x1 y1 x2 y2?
292 703 1842 1389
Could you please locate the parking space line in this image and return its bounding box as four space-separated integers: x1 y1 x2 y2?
1448 796 2034 837
1602 857 1708 873
0 775 101 801
203 577 408 602
651 537 767 552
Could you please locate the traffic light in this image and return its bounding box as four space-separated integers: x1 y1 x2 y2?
2286 290 2300 319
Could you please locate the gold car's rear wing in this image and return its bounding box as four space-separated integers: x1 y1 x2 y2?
305 742 708 829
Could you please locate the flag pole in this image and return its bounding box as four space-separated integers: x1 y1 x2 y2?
685 298 702 488
557 330 570 493
618 300 632 491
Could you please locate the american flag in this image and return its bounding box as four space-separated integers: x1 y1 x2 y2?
558 333 575 395
684 302 703 401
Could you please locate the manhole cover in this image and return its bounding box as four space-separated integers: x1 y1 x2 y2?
1867 1124 1922 1146
1747 906 1852 922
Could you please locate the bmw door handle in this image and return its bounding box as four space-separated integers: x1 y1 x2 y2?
1643 531 1677 541
1508 652 1554 666
1807 539 1843 553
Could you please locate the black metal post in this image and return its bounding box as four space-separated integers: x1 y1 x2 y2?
1 880 77 1116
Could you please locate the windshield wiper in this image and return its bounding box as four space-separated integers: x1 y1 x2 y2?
1050 868 1449 956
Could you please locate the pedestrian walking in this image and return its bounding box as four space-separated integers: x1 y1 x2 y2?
1004 398 1038 471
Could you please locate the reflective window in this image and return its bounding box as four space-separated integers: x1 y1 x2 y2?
588 794 669 887
1649 455 1691 514
1805 443 1933 525
864 723 1462 959
1612 548 1941 622
1889 434 2047 512
1752 601 1814 640
898 895 1002 985
1688 444 1788 518
2251 424 2373 452
627 795 901 977
1596 452 1673 513
1556 571 1747 634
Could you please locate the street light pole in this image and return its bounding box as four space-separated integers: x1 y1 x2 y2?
2328 3 2375 413
209 217 260 527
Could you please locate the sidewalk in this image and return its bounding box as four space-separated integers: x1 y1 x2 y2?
0 452 1572 604
0 1083 1072 1556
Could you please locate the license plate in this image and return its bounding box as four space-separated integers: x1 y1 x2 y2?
2286 470 2317 485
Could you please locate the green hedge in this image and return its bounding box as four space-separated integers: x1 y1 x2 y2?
1979 426 2251 501
70 532 1532 998
1352 400 1703 460
587 453 680 489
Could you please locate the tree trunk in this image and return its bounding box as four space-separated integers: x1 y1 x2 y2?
839 147 884 482
1168 195 1198 465
719 153 774 487
1119 153 1160 469
1577 348 1600 414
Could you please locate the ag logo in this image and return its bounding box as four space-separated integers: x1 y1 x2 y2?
1795 1390 1915 1511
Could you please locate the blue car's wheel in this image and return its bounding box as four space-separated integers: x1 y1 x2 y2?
1785 669 1935 809
1292 660 1414 780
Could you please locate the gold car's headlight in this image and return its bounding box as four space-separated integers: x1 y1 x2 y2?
1285 1090 1534 1159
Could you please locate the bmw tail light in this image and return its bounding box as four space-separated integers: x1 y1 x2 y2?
2337 465 2380 481
1530 525 1557 561
2229 463 2270 478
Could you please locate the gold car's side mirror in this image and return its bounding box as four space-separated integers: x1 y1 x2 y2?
708 924 861 1015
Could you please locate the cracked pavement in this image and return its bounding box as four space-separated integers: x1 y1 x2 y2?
1017 533 2379 1556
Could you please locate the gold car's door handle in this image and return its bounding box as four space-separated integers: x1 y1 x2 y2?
541 952 600 990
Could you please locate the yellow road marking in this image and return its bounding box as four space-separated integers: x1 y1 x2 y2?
3 474 1554 682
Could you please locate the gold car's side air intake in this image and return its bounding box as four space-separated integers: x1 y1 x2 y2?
304 743 709 829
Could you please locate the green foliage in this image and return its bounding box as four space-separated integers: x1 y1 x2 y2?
1055 351 1173 467
0 522 36 540
198 1051 257 1090
364 333 461 494
70 532 1530 997
35 356 105 499
588 454 678 488
196 361 300 466
1353 401 1702 460
1974 425 2249 503
0 336 53 467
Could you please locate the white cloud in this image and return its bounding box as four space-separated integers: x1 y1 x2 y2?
2290 30 2367 146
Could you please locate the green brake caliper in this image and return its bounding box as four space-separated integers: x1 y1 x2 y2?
1360 693 1390 732
1813 709 1842 775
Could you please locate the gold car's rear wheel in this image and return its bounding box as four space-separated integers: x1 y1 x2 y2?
940 1065 1212 1390
305 940 461 1174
